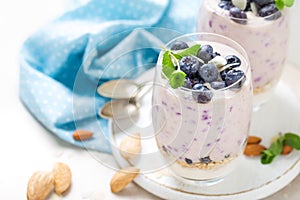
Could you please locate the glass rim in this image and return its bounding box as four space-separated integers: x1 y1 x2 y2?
160 32 251 93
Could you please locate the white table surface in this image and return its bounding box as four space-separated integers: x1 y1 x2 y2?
0 1 299 199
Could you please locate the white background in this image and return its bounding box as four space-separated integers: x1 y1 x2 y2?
0 0 299 199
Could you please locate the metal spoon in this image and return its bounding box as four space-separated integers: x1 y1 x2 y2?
98 82 152 119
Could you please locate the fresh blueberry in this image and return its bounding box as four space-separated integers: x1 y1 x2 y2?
220 68 231 80
258 4 281 20
185 158 193 164
183 78 193 89
197 45 214 63
218 0 234 10
192 84 213 104
224 69 246 88
200 156 212 164
254 0 274 7
225 55 241 67
210 81 226 90
198 63 219 83
179 56 201 77
229 7 247 24
170 41 189 50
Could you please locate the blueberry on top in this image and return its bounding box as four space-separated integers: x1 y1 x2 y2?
253 0 274 7
198 63 219 83
210 81 226 90
197 45 214 63
229 7 247 24
225 55 241 67
170 41 189 51
218 0 234 10
258 4 281 20
179 56 201 77
192 84 213 104
224 69 246 88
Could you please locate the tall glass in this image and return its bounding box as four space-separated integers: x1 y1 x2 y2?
152 33 253 182
197 0 289 109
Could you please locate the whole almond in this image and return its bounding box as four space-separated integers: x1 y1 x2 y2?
244 144 266 156
281 145 293 155
110 166 140 193
119 133 141 160
53 162 72 195
73 130 93 141
247 136 262 144
27 171 53 200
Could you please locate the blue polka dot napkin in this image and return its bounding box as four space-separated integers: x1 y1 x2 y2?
19 0 201 153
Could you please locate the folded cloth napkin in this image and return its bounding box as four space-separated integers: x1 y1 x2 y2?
19 0 202 153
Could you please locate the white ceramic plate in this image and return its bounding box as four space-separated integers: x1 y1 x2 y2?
109 66 300 200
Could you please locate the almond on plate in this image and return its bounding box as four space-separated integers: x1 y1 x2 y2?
110 166 140 193
281 145 293 155
119 133 141 160
244 144 267 156
247 135 262 144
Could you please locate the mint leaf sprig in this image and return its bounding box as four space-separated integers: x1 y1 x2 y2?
161 44 201 89
275 0 294 10
261 132 300 164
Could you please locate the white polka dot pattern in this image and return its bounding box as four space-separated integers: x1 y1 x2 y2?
19 0 202 152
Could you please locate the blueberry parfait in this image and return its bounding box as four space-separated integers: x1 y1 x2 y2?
152 35 252 180
198 0 291 106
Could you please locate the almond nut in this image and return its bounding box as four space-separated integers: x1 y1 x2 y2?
53 162 72 195
27 171 53 200
244 144 266 156
119 133 141 160
110 166 140 193
73 130 93 141
281 145 293 155
247 135 262 144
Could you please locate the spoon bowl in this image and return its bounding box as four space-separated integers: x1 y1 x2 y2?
97 79 139 99
99 82 152 119
99 99 138 119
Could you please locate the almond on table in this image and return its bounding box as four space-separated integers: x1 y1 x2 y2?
53 162 72 195
27 171 53 200
72 130 93 141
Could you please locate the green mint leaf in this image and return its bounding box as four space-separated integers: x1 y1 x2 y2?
275 0 285 9
176 44 201 58
162 51 175 68
162 51 175 78
269 136 284 155
162 65 175 78
261 150 276 164
284 133 300 150
284 0 294 7
169 71 186 89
